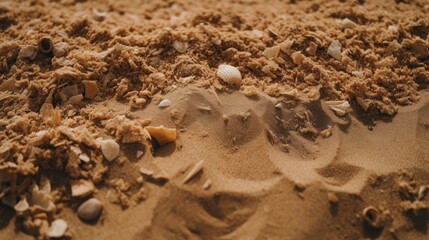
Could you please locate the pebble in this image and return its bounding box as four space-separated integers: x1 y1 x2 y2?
100 139 120 161
77 198 103 221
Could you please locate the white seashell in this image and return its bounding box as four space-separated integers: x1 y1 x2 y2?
183 160 204 184
77 198 103 221
388 25 398 33
30 185 56 212
79 153 90 163
217 64 242 85
158 99 171 108
172 40 188 53
71 179 95 198
339 18 357 29
136 150 144 158
48 219 68 238
263 46 281 60
100 139 120 161
325 100 351 116
140 167 154 176
14 197 30 212
18 46 37 60
327 40 342 61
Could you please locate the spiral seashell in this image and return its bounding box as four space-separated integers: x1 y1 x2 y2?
362 206 385 228
217 64 242 85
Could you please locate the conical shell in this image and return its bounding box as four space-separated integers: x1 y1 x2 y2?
217 64 242 85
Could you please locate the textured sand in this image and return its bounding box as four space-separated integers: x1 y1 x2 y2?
1 0 429 239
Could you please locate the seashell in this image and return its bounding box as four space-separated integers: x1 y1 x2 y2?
136 150 144 158
71 179 95 198
145 126 177 146
327 40 342 61
158 99 171 108
217 64 242 85
82 80 98 99
66 94 84 105
14 196 30 212
339 18 357 29
18 45 37 60
47 219 68 238
79 153 90 163
38 36 54 53
325 100 351 116
172 40 188 53
139 167 154 176
418 185 427 200
362 206 385 228
100 139 120 161
263 46 281 60
53 42 69 58
183 160 204 184
77 198 103 221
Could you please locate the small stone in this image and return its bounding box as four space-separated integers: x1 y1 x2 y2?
47 219 68 238
77 198 103 221
327 192 339 203
100 139 120 161
327 40 342 61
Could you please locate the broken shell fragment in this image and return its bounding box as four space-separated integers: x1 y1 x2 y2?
339 18 357 29
217 64 242 85
38 36 54 53
327 40 342 61
100 139 120 161
14 196 30 212
53 42 69 57
158 99 171 108
145 126 177 146
172 40 188 53
362 206 385 229
77 198 103 221
18 45 38 60
183 160 204 184
71 179 95 198
82 80 98 99
325 100 351 116
47 219 68 238
263 46 281 60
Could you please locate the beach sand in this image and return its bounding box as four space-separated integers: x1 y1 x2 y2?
1 0 429 239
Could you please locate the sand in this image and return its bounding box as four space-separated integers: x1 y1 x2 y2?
1 0 429 239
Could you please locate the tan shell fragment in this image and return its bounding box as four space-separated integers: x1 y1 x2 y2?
82 80 98 99
71 179 95 198
14 196 30 212
325 100 351 116
145 126 177 146
217 64 242 85
263 46 281 60
18 45 38 60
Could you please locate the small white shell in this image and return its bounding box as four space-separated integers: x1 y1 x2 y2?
325 100 351 116
158 99 171 108
79 153 90 163
172 41 188 53
14 197 30 212
327 40 342 61
100 139 120 161
217 64 242 85
48 219 68 238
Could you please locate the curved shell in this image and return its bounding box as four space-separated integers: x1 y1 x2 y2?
217 64 242 85
158 99 171 108
145 126 177 146
362 206 384 228
71 179 95 198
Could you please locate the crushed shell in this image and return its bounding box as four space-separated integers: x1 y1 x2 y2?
145 126 177 145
